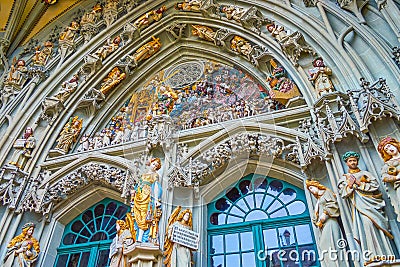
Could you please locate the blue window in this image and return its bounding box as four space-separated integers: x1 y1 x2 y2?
54 198 129 267
208 175 318 267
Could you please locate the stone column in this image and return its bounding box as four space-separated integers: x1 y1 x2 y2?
124 243 163 267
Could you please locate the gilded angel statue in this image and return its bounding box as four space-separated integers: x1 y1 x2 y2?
164 206 194 267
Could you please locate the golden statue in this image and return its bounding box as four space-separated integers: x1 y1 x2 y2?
164 206 194 267
100 67 126 95
133 6 167 31
132 36 162 65
191 25 216 42
3 222 40 266
32 41 54 66
59 21 79 42
230 36 253 57
55 116 83 153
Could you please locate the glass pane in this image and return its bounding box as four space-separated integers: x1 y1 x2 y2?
114 206 128 218
261 195 274 210
240 232 254 251
254 178 268 191
267 200 283 214
270 208 288 218
216 198 231 211
236 199 249 212
101 216 111 230
210 213 226 225
106 218 117 232
299 245 317 266
227 215 242 224
106 201 117 215
79 252 90 267
67 253 81 267
80 228 90 237
96 217 103 231
225 233 239 253
239 180 252 195
295 225 313 245
287 201 306 215
226 187 240 202
279 188 296 204
90 231 108 241
94 204 105 217
63 233 76 245
96 249 110 267
56 254 68 267
211 255 224 267
211 235 224 254
226 254 240 267
245 210 268 221
242 252 256 267
71 220 84 233
268 180 283 195
255 193 264 208
87 220 95 232
263 229 279 249
76 236 88 244
230 205 245 217
244 195 255 209
278 227 294 247
81 210 93 224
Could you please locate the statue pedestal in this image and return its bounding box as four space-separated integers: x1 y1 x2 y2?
124 242 163 267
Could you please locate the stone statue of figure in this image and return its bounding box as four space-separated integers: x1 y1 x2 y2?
191 25 216 42
93 36 121 60
3 222 40 266
338 151 394 259
175 0 201 11
164 206 193 267
53 74 79 102
132 36 162 65
378 136 400 222
100 67 126 95
129 158 162 244
9 126 36 170
54 116 83 153
306 180 346 267
109 220 132 267
59 21 80 42
220 5 246 22
80 4 102 25
230 36 253 58
133 6 167 31
6 59 28 87
308 57 334 97
32 41 54 66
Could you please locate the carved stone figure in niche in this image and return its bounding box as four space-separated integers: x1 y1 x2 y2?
306 180 346 267
378 136 400 222
80 4 102 26
191 25 216 42
338 151 394 258
77 133 91 152
220 5 246 22
59 21 80 42
128 158 162 244
164 207 194 267
32 41 54 66
308 57 334 97
133 6 167 31
53 74 79 102
109 220 132 267
54 116 83 154
93 36 121 60
132 36 161 66
150 85 179 116
3 222 40 267
100 67 126 95
175 0 201 11
230 36 253 58
267 22 315 66
266 59 301 105
9 127 36 170
5 59 28 87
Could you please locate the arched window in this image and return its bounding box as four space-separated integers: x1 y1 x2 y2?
208 174 318 267
55 198 129 267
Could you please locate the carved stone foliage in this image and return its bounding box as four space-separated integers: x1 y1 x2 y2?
267 22 315 66
0 165 28 209
18 164 128 216
80 4 103 43
393 47 400 67
103 0 119 27
168 133 299 188
336 0 368 24
347 78 400 132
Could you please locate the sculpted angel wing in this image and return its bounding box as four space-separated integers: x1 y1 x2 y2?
163 206 182 267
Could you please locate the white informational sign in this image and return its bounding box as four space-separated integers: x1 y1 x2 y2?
171 224 200 250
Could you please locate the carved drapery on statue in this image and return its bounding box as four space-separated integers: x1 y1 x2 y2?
339 151 394 260
52 116 83 155
9 127 36 170
109 220 132 267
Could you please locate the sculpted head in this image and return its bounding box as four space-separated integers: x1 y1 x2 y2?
305 180 327 198
178 209 192 226
149 157 162 171
378 137 400 162
22 222 35 237
342 151 360 170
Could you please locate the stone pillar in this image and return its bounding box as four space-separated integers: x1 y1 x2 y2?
124 243 163 267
